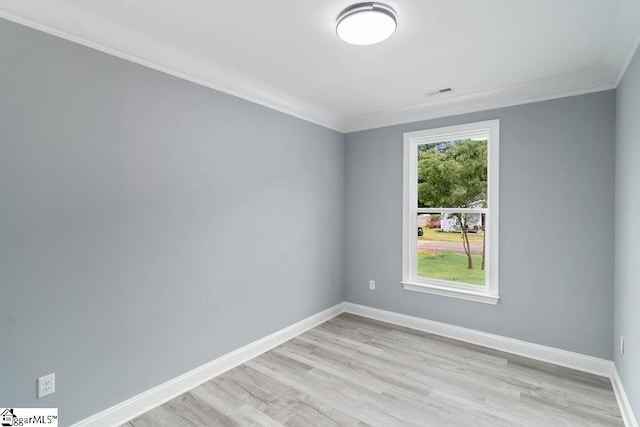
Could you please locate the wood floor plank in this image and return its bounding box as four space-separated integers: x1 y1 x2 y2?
125 314 623 426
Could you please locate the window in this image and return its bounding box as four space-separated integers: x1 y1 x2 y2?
402 120 499 304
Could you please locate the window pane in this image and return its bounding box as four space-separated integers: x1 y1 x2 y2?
416 213 486 286
416 139 488 209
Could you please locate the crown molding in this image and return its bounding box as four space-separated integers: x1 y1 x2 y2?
342 69 617 132
603 0 640 87
0 3 346 132
1 1 638 134
616 33 640 87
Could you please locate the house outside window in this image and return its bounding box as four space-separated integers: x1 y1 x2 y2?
402 120 499 304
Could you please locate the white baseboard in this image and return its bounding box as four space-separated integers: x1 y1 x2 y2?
611 366 639 427
73 301 635 427
342 302 614 378
70 303 344 427
344 303 640 426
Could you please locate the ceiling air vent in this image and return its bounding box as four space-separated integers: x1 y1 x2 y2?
425 87 453 97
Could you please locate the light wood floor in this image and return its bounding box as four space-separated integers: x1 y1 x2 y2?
124 313 623 426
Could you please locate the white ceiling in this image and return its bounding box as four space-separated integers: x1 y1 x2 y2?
1 0 639 132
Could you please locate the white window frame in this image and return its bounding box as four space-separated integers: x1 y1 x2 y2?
402 119 500 304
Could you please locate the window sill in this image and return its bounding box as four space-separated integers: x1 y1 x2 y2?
401 281 500 305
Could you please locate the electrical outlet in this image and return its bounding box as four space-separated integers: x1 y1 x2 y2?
369 280 375 290
620 336 625 356
38 373 55 398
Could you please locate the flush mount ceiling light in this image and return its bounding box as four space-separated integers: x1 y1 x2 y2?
336 3 397 45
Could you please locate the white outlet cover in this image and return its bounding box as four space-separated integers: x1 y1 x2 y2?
620 336 625 355
38 373 55 398
369 280 375 290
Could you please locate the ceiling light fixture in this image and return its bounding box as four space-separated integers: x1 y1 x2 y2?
336 3 397 46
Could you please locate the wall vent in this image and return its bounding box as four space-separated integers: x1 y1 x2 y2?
425 87 453 97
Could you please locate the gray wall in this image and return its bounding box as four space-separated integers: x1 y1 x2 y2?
0 19 344 425
615 44 640 417
0 14 626 425
344 91 616 359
